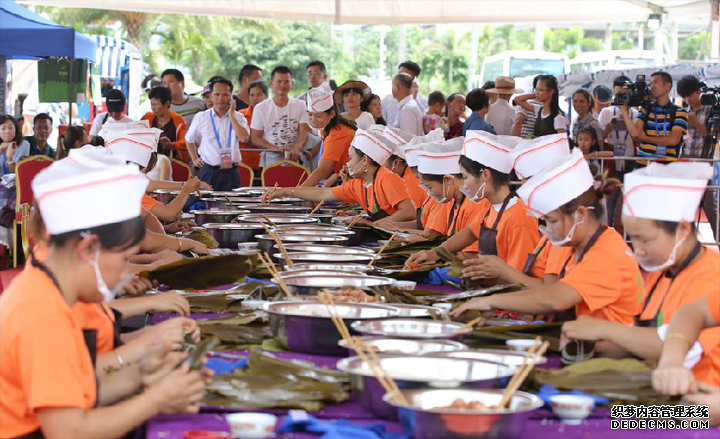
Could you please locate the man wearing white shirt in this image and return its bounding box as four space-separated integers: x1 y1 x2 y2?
382 61 428 123
250 66 310 168
389 74 424 136
186 77 250 190
485 76 523 136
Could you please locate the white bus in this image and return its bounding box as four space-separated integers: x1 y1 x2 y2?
478 50 570 86
569 50 670 73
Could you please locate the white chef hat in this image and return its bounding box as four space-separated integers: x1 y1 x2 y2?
623 162 713 222
462 130 520 174
103 123 161 168
351 129 395 165
417 151 462 176
382 126 415 147
508 133 571 179
367 124 386 136
402 137 463 166
32 147 148 235
517 149 595 218
306 83 334 112
406 128 444 147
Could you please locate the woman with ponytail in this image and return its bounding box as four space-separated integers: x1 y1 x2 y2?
515 74 568 137
450 149 642 326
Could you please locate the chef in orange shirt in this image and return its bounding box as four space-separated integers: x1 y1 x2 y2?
378 125 428 209
450 149 643 326
562 162 719 387
262 128 416 223
461 133 571 286
0 148 207 439
653 291 720 426
406 130 539 269
300 83 356 188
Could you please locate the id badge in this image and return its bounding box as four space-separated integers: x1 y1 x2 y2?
220 153 232 170
655 145 667 156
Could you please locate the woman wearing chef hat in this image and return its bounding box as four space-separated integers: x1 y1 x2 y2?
562 161 719 387
300 83 356 188
450 149 642 326
0 148 208 439
460 133 572 286
262 128 416 223
378 125 428 209
406 130 539 274
413 137 492 243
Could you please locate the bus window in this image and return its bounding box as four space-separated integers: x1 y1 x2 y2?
509 58 566 77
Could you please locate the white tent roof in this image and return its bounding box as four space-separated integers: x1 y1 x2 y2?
18 0 711 25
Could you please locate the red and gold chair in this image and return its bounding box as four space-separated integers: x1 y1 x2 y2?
261 160 310 188
168 156 192 182
14 155 54 267
237 162 255 187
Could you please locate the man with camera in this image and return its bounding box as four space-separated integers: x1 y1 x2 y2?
677 75 710 158
618 71 688 168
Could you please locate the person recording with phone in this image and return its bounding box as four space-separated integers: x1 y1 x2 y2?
617 71 688 168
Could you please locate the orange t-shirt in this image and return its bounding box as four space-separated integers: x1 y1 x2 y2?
468 198 540 271
142 193 160 211
332 166 413 217
546 227 643 324
239 106 261 170
418 197 443 232
457 198 492 253
708 288 720 325
0 264 97 438
321 124 354 174
636 249 720 387
402 168 427 209
528 237 572 279
72 302 117 355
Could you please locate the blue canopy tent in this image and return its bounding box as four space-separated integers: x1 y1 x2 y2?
0 0 97 123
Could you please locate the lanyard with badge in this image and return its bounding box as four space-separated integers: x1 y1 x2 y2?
652 107 668 156
210 111 234 169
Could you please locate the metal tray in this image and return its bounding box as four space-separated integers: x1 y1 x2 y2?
351 318 473 340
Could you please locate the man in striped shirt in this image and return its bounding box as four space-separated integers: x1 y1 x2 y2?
618 71 688 167
161 68 206 127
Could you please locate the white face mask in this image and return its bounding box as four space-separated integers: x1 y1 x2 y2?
89 247 132 302
432 178 452 203
346 159 365 178
628 230 687 272
309 117 329 131
460 177 485 202
539 212 583 247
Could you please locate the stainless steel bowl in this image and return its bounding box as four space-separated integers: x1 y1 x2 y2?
337 355 515 419
425 349 547 369
338 337 468 355
191 210 250 225
383 389 544 439
276 252 376 265
241 204 312 214
257 234 349 254
275 224 360 245
278 269 363 278
277 244 373 254
285 263 376 273
262 301 399 355
279 274 394 295
386 304 447 319
238 214 320 226
203 223 266 247
351 318 473 341
154 189 181 204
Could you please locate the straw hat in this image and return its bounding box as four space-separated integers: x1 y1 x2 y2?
486 76 524 95
334 79 372 104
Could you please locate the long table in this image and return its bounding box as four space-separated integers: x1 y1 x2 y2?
143 284 718 439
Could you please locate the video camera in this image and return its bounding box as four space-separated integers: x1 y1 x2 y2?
612 75 652 107
700 84 720 107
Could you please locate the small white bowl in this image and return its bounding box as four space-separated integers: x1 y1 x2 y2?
238 242 259 251
393 280 417 291
505 339 538 352
242 300 269 310
549 394 595 425
225 412 277 439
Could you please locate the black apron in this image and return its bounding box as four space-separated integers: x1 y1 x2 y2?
446 195 465 236
17 259 100 439
416 197 431 230
555 225 606 322
633 242 702 328
477 193 514 256
522 237 549 276
363 170 390 221
534 109 559 137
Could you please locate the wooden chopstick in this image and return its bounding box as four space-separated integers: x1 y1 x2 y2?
259 214 278 229
353 338 409 406
224 195 235 207
257 252 292 297
346 214 364 229
499 338 550 409
308 199 325 216
318 291 352 342
263 224 294 268
367 231 398 267
454 316 484 334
